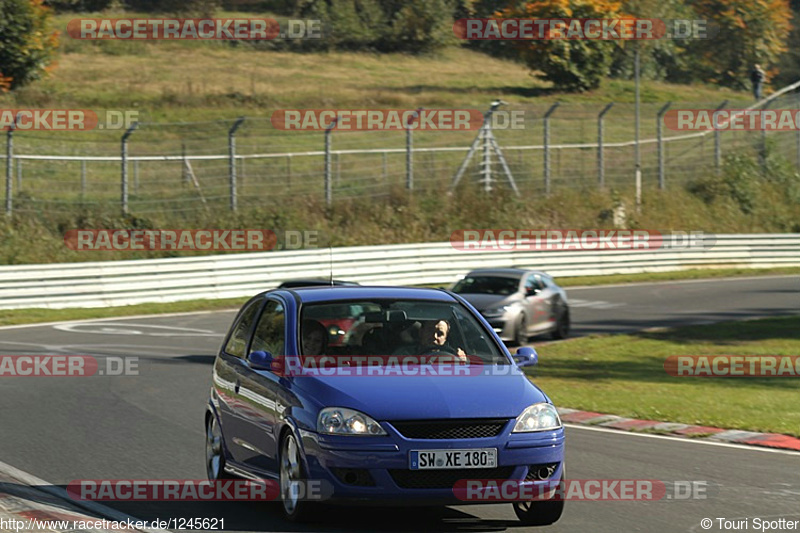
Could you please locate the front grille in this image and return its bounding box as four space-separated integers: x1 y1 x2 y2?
389 466 515 489
390 419 508 440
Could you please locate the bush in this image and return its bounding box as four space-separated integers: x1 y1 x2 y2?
0 0 60 91
124 0 220 15
289 0 455 53
687 146 800 229
688 0 791 89
296 0 387 50
43 0 112 11
498 0 623 92
383 0 457 53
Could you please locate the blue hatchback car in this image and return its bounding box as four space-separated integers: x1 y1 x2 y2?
205 286 565 525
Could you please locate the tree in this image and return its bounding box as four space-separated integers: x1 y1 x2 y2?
688 0 791 89
609 0 699 83
498 0 625 92
0 0 59 92
384 0 457 53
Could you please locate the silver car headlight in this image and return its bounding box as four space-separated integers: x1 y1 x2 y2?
512 403 562 433
484 305 512 315
318 407 387 436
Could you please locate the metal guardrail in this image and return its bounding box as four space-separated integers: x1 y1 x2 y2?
0 234 798 309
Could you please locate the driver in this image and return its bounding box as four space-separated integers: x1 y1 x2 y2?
396 319 467 362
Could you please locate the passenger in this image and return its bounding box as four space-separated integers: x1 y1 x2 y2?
301 319 328 356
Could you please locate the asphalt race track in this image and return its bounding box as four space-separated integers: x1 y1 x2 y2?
1 275 798 532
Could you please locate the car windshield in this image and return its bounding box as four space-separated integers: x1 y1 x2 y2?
299 299 509 365
452 276 520 296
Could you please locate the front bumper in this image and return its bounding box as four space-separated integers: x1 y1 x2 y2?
483 314 515 342
299 420 565 505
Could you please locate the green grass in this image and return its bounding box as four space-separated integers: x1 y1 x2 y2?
529 315 800 437
554 266 800 287
6 10 751 116
0 297 244 327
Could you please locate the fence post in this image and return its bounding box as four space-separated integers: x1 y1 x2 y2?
714 100 728 175
656 102 671 189
181 142 188 185
121 122 138 216
324 118 338 207
760 100 769 170
406 108 422 191
794 93 800 170
597 103 613 188
228 117 245 212
5 114 19 217
81 160 87 199
543 103 560 195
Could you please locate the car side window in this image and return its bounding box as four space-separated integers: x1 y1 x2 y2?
525 275 541 292
251 300 286 356
224 300 262 358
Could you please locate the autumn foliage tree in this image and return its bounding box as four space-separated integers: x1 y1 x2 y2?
0 0 59 92
498 0 624 92
687 0 791 88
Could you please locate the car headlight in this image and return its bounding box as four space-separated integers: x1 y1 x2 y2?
484 305 512 315
512 403 562 433
317 407 387 436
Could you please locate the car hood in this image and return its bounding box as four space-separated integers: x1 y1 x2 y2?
293 370 546 420
455 293 517 312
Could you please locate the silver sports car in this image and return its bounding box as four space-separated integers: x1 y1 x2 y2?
451 268 570 345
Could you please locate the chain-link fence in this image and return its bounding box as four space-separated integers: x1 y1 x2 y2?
3 84 800 216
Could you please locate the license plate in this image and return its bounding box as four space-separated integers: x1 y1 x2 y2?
409 448 497 470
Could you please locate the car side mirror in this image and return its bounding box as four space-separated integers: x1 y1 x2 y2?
247 350 274 371
513 346 538 367
526 287 540 296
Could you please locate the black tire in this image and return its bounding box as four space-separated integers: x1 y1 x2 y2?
279 430 314 523
205 414 233 480
513 497 564 526
551 308 570 340
513 474 565 526
514 314 528 346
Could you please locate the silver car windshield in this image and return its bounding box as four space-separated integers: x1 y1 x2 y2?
452 276 519 296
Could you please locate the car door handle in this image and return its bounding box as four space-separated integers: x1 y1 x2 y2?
234 380 240 394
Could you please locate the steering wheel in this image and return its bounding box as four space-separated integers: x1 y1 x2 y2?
419 344 460 357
